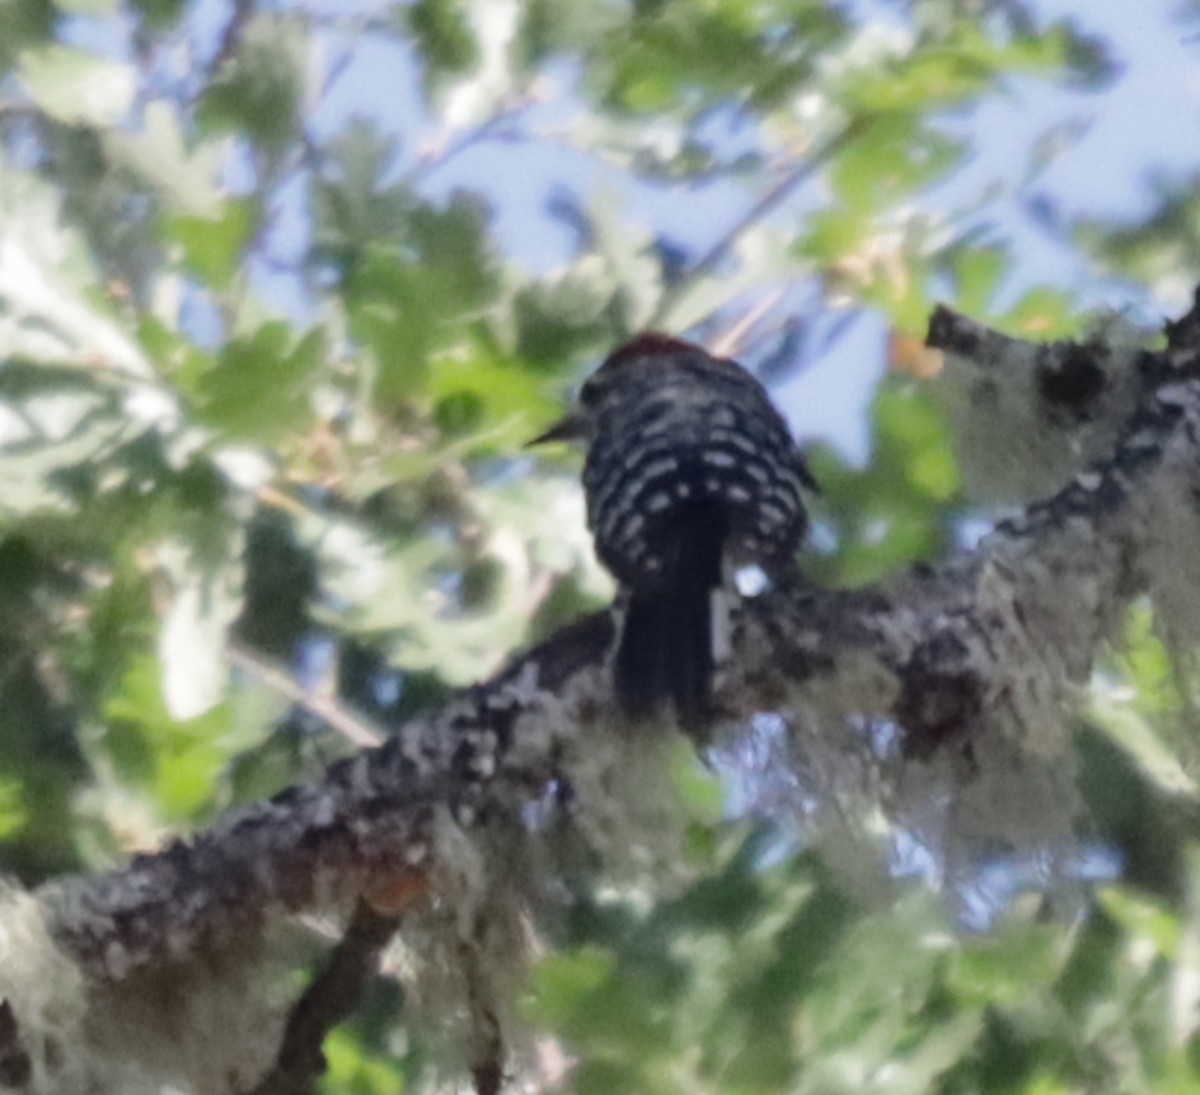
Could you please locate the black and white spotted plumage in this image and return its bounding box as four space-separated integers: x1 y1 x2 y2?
535 333 814 729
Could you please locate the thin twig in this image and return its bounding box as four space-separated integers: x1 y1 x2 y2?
461 930 505 1095
229 641 384 747
0 1001 30 1088
405 94 533 186
0 101 40 120
246 900 400 1095
708 287 788 359
648 116 873 330
207 0 255 82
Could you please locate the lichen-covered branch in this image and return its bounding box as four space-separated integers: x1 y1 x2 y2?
39 293 1200 979
22 291 1200 1092
927 301 1154 504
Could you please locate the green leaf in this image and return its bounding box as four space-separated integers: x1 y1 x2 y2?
811 382 958 585
587 190 662 330
514 271 619 370
321 1029 408 1095
950 923 1069 1006
105 654 234 820
797 206 871 266
425 342 562 449
196 323 324 443
0 2 56 72
597 1 846 115
129 0 185 28
833 115 966 211
672 750 724 827
19 45 134 127
1098 887 1182 961
199 13 309 155
345 195 500 404
1088 701 1196 799
528 946 615 1025
1003 286 1081 339
0 384 128 518
843 47 995 112
155 532 244 722
834 22 1098 115
106 100 226 218
0 162 159 382
167 199 258 289
407 0 479 75
0 778 29 840
314 119 409 256
953 245 1010 316
55 0 118 12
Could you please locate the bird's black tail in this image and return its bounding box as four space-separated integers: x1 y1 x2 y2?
614 504 727 732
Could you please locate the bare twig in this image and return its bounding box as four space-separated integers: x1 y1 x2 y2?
247 900 400 1095
207 0 255 82
405 95 533 187
230 641 384 748
0 1001 30 1088
708 288 788 359
0 101 40 121
462 930 505 1095
648 116 873 330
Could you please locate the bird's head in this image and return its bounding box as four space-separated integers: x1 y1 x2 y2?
527 332 704 448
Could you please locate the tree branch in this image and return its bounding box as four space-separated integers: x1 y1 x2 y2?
229 641 384 748
40 612 615 981
26 294 1200 1091
926 302 1154 504
247 900 399 1095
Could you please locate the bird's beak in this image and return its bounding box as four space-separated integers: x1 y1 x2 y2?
526 413 583 448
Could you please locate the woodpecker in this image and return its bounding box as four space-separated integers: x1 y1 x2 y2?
531 333 815 730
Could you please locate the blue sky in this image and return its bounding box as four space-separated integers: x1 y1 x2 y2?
63 0 1200 458
294 0 1200 456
